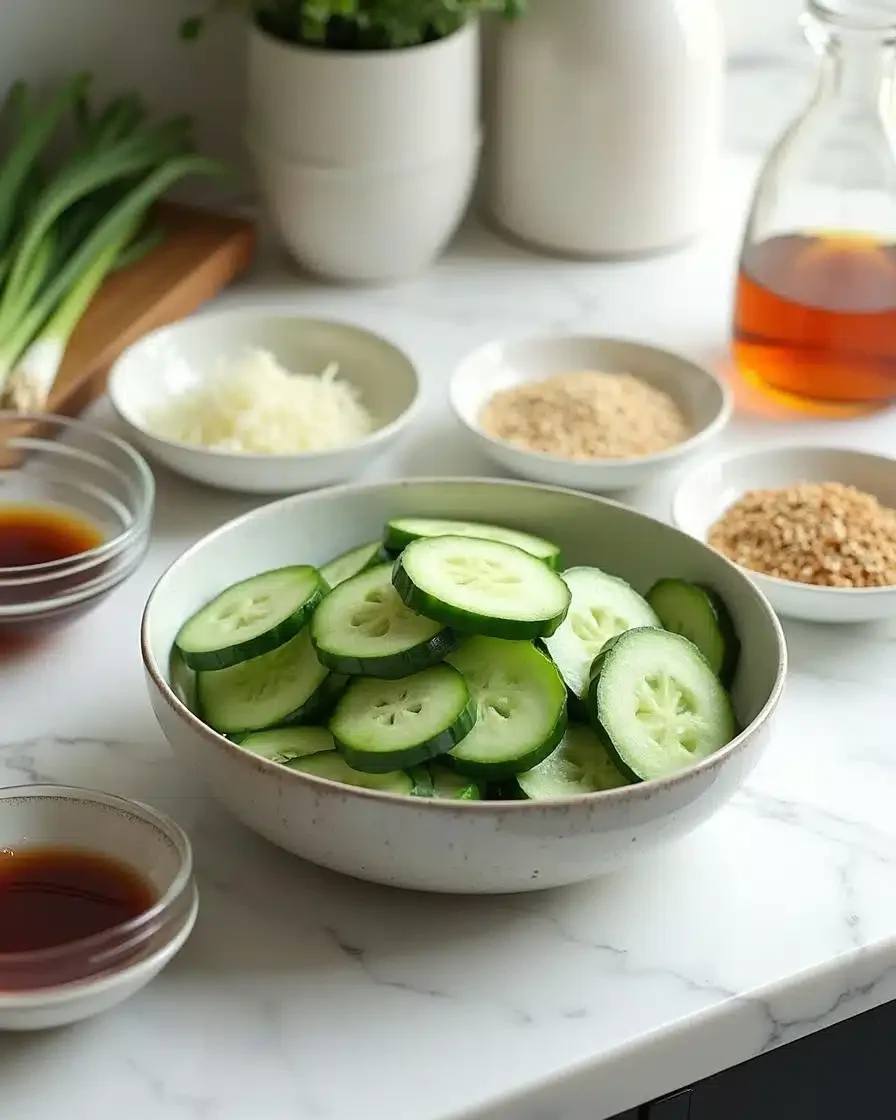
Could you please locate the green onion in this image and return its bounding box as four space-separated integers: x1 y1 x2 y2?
0 74 225 409
1 152 223 406
4 218 141 411
0 74 90 255
0 118 193 331
114 223 165 272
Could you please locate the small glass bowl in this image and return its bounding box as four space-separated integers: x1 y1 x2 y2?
0 412 155 642
0 785 197 1029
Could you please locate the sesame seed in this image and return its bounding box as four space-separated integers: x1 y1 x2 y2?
478 370 691 461
708 482 896 589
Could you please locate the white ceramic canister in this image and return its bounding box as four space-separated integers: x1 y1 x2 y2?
246 18 481 168
487 0 725 258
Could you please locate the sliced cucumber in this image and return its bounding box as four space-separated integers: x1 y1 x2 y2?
408 764 435 797
430 765 481 800
329 663 476 773
394 536 571 640
516 723 630 800
287 751 414 796
646 578 741 687
175 566 326 671
197 628 342 735
383 517 562 569
310 563 458 678
169 645 200 716
446 637 567 779
235 726 334 763
543 567 660 701
320 541 386 589
407 764 480 799
587 627 736 783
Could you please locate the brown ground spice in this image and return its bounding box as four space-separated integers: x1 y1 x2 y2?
479 370 691 460
708 481 896 588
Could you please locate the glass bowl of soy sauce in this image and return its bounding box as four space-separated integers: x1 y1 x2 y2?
0 785 197 1028
0 412 154 647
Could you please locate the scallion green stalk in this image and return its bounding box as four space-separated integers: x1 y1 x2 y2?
0 117 193 338
0 152 222 405
0 74 224 407
0 74 90 255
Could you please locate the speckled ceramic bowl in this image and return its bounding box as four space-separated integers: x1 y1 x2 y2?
141 479 786 895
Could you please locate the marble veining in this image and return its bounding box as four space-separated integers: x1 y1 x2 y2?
3 38 896 1120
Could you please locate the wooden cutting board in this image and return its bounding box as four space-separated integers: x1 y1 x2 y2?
45 201 257 419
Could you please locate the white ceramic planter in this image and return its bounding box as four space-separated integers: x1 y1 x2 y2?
488 0 725 258
249 135 479 284
247 19 481 168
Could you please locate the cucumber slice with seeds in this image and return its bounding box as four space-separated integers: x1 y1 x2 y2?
321 541 387 589
587 627 736 783
175 566 326 671
383 518 562 568
543 567 659 701
446 637 568 778
516 723 630 800
394 536 571 640
287 752 414 796
198 628 343 735
329 663 476 773
311 564 458 678
235 726 334 763
646 578 741 686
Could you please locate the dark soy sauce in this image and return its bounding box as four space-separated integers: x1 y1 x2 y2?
0 847 156 988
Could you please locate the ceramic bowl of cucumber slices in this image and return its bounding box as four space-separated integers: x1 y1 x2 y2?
142 479 786 894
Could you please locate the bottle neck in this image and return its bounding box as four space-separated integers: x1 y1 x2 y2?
809 21 896 114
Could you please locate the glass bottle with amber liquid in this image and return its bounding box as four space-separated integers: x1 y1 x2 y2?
733 0 896 415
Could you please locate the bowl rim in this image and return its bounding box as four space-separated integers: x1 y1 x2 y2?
142 476 788 812
0 784 195 1001
107 310 423 464
449 333 733 470
671 443 896 600
0 411 155 575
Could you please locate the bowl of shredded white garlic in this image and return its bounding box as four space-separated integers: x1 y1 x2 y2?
107 311 421 494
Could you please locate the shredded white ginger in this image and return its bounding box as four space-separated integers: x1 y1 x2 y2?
146 348 375 454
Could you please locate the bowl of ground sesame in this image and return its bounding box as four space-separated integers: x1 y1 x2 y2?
671 445 896 624
449 334 732 492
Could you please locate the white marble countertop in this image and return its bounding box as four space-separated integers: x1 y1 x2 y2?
5 146 896 1120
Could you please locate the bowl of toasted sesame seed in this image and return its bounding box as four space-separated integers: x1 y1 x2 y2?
449 334 732 492
671 445 896 623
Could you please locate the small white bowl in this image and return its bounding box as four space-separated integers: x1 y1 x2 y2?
0 785 197 1031
247 133 480 284
450 335 732 492
108 311 421 495
672 445 896 624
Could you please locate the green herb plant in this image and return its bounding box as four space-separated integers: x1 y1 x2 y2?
182 0 526 51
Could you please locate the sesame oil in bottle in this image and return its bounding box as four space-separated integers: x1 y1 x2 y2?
733 1 896 415
734 233 896 409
